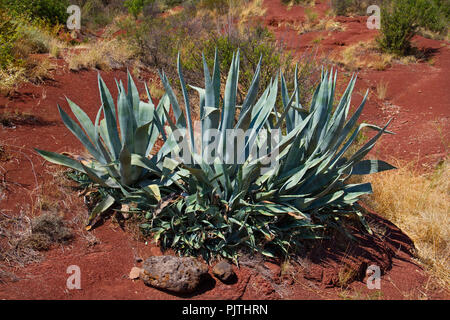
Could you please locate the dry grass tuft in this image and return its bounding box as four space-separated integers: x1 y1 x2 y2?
237 0 267 24
65 38 136 71
0 66 26 96
331 40 419 71
362 158 450 290
0 211 43 268
376 80 389 100
0 58 55 95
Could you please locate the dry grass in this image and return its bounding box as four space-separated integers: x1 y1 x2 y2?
376 80 389 100
146 81 165 100
290 15 344 35
0 211 43 268
0 66 26 96
362 158 450 290
65 38 136 71
236 0 267 24
0 58 55 96
331 40 420 71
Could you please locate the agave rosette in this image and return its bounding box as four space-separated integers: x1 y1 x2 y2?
35 50 395 260
140 50 395 260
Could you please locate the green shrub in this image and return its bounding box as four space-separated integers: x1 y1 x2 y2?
377 0 446 55
120 7 317 105
0 0 69 25
124 0 155 18
0 10 19 69
0 10 56 70
330 0 387 16
71 0 127 29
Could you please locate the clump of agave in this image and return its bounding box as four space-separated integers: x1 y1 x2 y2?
36 50 395 262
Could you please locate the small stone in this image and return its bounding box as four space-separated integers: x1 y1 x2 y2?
212 261 235 282
140 256 209 293
129 267 142 280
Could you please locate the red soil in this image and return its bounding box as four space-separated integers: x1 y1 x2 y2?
0 0 449 300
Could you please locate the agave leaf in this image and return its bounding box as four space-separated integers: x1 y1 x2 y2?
80 162 118 188
219 51 240 154
35 149 86 173
98 74 121 159
57 104 104 163
131 154 161 175
65 97 97 144
344 119 393 169
145 184 161 201
134 121 152 156
138 101 155 128
280 70 294 132
118 89 135 149
212 48 221 109
177 53 195 151
159 70 186 127
86 194 115 229
301 190 345 211
342 183 373 202
119 144 133 186
127 69 140 118
352 159 396 175
239 55 262 120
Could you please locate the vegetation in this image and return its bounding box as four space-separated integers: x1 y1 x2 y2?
363 159 449 290
36 51 395 262
0 9 63 94
378 0 448 55
0 0 69 25
116 2 296 101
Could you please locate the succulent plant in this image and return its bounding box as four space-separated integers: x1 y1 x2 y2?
35 71 180 227
35 50 395 260
139 50 395 261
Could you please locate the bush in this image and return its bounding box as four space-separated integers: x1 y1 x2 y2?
0 0 69 25
124 0 156 18
120 6 318 105
0 9 60 95
377 0 446 55
0 10 19 69
70 0 127 29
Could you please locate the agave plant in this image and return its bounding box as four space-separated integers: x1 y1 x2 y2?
35 49 395 261
35 71 182 227
139 50 396 261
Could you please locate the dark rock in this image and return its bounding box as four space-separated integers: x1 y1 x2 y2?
140 255 209 293
212 261 235 282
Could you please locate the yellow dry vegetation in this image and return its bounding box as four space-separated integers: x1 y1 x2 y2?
331 40 419 71
65 38 136 71
362 158 450 290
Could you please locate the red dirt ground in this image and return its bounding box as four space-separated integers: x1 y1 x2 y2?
0 0 449 300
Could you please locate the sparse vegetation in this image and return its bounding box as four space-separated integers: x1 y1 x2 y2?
378 0 448 55
65 38 136 71
363 159 450 290
376 80 389 100
36 50 395 262
331 40 419 71
0 0 70 25
0 9 62 94
330 0 387 16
